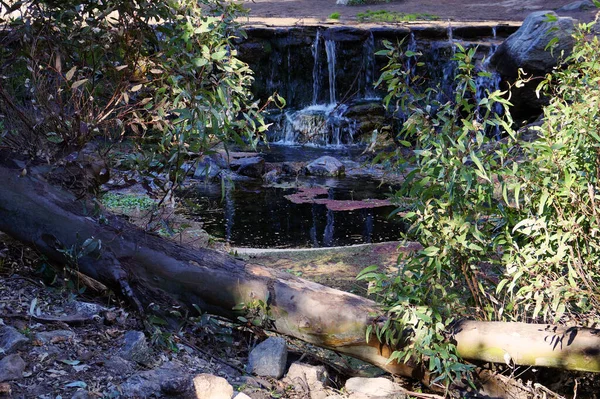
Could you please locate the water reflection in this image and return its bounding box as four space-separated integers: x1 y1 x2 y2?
182 176 405 248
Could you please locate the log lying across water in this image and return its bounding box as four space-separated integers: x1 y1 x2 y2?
0 162 599 384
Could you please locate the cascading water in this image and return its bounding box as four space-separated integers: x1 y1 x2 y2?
363 31 377 99
325 39 338 105
312 30 322 105
277 103 355 146
474 25 503 138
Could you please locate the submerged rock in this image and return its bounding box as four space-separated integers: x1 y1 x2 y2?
247 336 288 379
305 156 345 177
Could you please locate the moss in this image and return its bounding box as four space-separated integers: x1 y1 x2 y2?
102 192 156 211
356 10 439 23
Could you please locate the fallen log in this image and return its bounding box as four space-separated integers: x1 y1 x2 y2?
0 162 599 385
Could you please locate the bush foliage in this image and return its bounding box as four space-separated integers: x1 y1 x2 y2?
0 0 273 192
363 18 600 386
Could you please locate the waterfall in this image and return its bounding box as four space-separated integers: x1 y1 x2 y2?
474 30 503 138
405 32 418 86
363 31 376 98
325 39 337 105
447 22 455 54
277 103 355 146
312 30 322 105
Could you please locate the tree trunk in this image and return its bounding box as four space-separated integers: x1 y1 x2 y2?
0 162 599 384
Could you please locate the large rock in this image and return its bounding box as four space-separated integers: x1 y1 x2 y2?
247 336 288 379
192 374 234 399
0 326 28 354
305 156 345 177
558 0 595 11
345 377 406 398
0 354 26 382
491 11 576 78
490 11 577 117
230 156 265 178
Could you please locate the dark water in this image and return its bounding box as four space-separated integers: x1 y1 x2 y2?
181 174 405 248
258 142 366 163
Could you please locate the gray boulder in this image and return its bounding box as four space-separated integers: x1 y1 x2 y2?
0 354 26 382
490 11 576 79
0 326 28 354
247 336 288 379
305 156 345 177
558 0 595 11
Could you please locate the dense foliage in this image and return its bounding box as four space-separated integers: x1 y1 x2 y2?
362 18 600 386
0 0 271 193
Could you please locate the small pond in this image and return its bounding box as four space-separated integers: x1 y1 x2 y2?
181 146 406 248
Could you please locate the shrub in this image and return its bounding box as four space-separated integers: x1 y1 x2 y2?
363 15 600 385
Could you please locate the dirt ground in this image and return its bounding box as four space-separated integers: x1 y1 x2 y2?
242 0 597 24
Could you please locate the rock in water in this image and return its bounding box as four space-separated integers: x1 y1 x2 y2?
305 156 345 177
247 336 288 378
192 374 234 399
230 156 265 178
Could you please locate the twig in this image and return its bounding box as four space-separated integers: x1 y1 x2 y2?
398 389 444 399
3 312 96 325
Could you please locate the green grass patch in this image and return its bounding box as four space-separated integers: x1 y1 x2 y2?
102 192 156 211
329 12 341 20
357 10 439 23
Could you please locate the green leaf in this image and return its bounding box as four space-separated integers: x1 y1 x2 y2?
357 265 379 280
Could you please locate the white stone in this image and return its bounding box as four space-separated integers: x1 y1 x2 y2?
193 374 234 399
345 377 405 398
